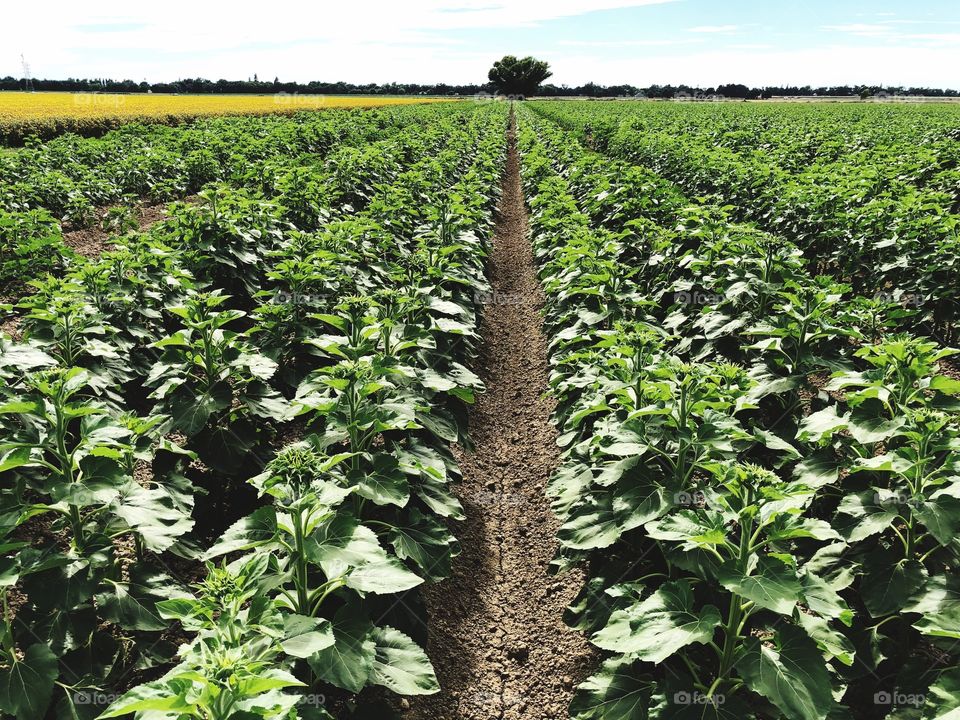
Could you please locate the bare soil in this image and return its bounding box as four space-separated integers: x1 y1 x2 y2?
404 117 594 720
63 201 177 257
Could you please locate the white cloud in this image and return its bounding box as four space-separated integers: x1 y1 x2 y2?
823 22 960 47
4 0 682 81
3 1 958 88
550 44 960 88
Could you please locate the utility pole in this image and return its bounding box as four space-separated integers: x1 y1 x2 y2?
21 54 34 92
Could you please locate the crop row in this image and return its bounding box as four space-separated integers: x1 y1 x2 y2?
531 101 960 341
517 105 960 720
0 103 507 719
0 103 467 289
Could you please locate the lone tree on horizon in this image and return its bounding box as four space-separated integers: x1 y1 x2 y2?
488 56 552 98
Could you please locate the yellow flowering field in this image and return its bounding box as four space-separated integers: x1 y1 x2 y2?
0 92 452 143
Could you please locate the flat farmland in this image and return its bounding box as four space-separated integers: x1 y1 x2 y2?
3 98 960 720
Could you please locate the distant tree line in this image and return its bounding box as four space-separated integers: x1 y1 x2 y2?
0 76 956 98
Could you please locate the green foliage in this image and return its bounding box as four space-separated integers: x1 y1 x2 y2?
518 104 960 720
0 101 508 720
487 55 552 97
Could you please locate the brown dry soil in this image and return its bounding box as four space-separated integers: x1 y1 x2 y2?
63 201 177 257
404 119 594 720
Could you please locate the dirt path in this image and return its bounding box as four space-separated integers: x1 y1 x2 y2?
405 114 594 720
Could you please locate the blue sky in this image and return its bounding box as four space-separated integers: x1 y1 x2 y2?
6 1 960 87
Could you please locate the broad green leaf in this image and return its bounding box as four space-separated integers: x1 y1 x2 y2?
591 580 722 663
861 553 928 618
923 668 960 720
349 454 410 507
112 481 195 553
559 494 621 550
345 558 423 594
915 494 960 547
387 508 457 581
281 614 335 658
717 556 802 615
97 681 194 718
369 626 439 696
307 515 383 579
795 613 855 666
569 658 654 720
0 643 58 720
308 605 376 693
170 380 232 435
95 570 189 632
737 625 834 720
202 506 277 559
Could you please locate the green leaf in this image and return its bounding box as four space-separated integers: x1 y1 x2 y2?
796 406 846 443
929 375 960 396
591 580 722 663
836 491 897 543
345 557 423 594
202 506 277 559
369 626 439 696
915 494 960 547
307 515 382 579
97 681 194 717
280 614 335 658
800 570 853 626
717 555 802 615
861 553 927 618
387 508 457 581
569 658 654 720
170 380 232 435
308 606 376 693
645 510 728 549
795 612 855 666
559 494 622 550
792 453 839 489
95 570 188 632
923 668 960 719
737 625 834 720
349 454 410 508
0 643 58 720
112 481 195 553
0 446 33 473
